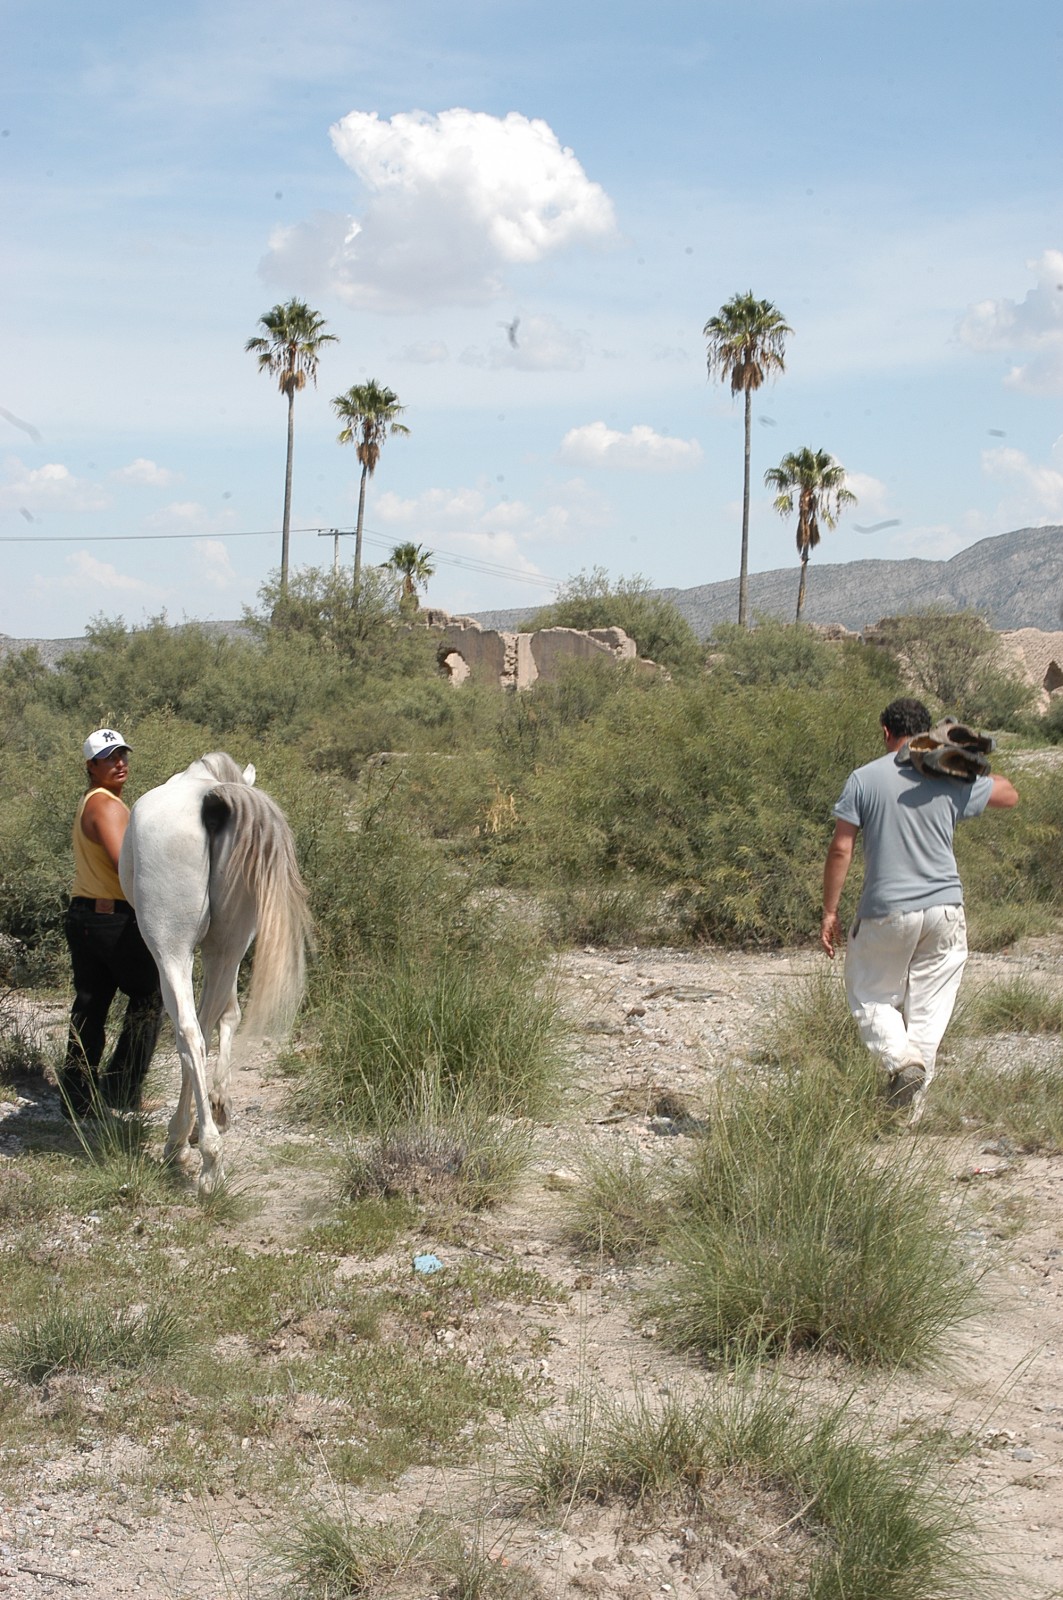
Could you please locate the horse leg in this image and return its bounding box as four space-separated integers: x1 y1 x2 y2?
157 960 225 1195
197 924 252 1134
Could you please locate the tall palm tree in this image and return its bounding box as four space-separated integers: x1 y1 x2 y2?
331 381 410 587
704 292 792 627
764 447 857 622
387 542 435 612
246 300 337 592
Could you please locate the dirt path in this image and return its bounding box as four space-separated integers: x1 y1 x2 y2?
1 943 1061 1597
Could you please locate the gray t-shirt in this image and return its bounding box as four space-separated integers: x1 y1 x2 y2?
833 750 992 919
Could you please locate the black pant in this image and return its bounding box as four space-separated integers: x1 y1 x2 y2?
61 900 163 1113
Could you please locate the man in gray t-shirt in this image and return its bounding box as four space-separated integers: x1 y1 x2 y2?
821 697 1018 1115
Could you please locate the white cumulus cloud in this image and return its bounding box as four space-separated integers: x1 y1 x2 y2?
0 459 109 513
263 108 618 310
958 250 1063 393
112 458 178 487
559 421 703 472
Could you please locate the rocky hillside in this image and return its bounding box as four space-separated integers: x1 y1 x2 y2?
474 524 1063 639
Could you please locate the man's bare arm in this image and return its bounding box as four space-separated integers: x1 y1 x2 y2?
821 820 858 958
987 774 1019 810
81 792 129 870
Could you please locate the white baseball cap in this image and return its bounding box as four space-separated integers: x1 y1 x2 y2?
83 728 131 760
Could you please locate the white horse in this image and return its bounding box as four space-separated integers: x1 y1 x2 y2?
119 753 311 1195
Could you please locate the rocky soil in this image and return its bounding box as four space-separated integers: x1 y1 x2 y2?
0 941 1061 1598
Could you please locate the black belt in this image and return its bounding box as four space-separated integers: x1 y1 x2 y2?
69 896 130 914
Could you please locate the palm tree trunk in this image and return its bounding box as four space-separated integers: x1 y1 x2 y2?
281 390 295 592
738 387 752 628
795 547 809 623
353 466 368 591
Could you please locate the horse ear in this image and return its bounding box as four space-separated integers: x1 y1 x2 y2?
243 764 256 786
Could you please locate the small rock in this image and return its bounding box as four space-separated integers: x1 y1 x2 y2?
544 1168 580 1191
1012 1448 1035 1462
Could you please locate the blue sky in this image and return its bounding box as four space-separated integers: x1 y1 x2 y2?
3 0 1062 638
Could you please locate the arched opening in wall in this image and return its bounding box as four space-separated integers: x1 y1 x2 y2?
1044 660 1063 693
439 649 470 685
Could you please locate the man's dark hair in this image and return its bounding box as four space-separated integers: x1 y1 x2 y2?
881 698 932 738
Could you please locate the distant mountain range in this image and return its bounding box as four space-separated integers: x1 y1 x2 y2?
3 526 1062 664
472 525 1063 639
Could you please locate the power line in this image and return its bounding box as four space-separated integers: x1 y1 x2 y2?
0 522 563 590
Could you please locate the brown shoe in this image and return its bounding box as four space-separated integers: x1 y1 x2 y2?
886 1063 926 1109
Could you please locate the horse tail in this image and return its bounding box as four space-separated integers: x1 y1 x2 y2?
202 784 313 1045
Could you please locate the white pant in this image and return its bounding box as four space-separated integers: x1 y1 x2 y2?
844 904 968 1089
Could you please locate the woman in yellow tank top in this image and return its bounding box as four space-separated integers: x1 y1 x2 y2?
58 729 163 1118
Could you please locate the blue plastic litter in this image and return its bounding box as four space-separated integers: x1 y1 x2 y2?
413 1252 444 1275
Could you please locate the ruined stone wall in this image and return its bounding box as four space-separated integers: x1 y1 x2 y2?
427 613 654 690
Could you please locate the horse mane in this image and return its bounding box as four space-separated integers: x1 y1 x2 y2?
198 751 248 784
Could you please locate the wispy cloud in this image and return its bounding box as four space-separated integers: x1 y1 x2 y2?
982 443 1063 520
112 458 178 487
263 108 618 310
194 538 239 589
60 551 165 597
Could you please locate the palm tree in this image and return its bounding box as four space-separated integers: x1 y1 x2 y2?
246 300 337 592
387 542 435 613
764 447 857 622
704 292 792 627
331 381 410 587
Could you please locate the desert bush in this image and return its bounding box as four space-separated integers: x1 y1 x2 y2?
650 1056 977 1364
341 1106 533 1210
276 779 567 1129
525 567 704 675
708 617 899 692
505 645 890 945
515 1382 974 1600
870 610 1034 729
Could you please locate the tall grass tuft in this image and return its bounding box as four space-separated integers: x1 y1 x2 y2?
272 1508 543 1600
295 941 566 1129
2 1299 185 1383
650 1055 977 1365
564 1140 670 1261
922 1055 1063 1152
67 1109 175 1212
955 974 1063 1035
514 1382 974 1600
